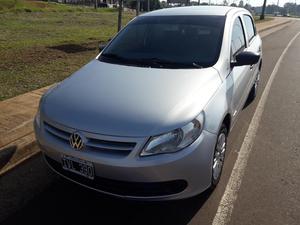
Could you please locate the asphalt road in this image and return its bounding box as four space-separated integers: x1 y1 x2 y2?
1 21 300 225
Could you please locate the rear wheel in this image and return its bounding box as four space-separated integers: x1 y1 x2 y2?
211 124 228 188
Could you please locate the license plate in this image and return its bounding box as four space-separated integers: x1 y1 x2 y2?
61 155 94 180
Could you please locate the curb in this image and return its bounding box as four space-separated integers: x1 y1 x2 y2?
0 85 54 178
0 132 39 177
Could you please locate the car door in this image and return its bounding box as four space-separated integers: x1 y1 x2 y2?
242 14 262 85
229 16 251 119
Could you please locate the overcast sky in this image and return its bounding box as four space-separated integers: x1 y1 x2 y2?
191 0 299 7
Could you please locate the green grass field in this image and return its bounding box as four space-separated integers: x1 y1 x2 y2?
0 0 118 12
0 0 134 100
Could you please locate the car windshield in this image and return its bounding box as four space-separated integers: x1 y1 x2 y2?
99 15 226 69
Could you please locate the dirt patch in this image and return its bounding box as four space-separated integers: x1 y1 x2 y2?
0 41 99 100
48 43 96 54
0 42 98 70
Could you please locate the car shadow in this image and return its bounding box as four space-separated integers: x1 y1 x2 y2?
243 92 255 110
3 177 213 225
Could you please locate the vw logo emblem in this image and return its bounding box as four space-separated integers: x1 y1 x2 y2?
69 132 85 150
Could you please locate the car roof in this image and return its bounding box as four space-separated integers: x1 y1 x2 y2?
141 6 244 17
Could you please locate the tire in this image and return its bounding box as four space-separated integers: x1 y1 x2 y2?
211 124 228 188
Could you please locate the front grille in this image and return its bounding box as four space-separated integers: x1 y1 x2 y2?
44 122 70 141
44 122 136 155
45 155 188 197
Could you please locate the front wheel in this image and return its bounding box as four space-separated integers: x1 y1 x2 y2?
211 125 228 188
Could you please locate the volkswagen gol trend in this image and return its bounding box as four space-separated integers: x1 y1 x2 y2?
34 6 262 200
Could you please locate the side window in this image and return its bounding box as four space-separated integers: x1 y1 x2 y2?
243 15 256 42
231 17 246 59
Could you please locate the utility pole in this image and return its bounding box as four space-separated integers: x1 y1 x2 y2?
260 0 267 20
147 0 150 11
94 0 98 9
136 0 140 16
118 0 123 32
198 0 200 5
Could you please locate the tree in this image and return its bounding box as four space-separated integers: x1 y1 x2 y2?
284 3 299 16
161 0 167 8
125 0 161 12
260 0 267 20
230 3 237 7
244 3 252 11
136 0 140 16
238 0 244 8
223 0 228 6
148 0 160 10
118 0 123 31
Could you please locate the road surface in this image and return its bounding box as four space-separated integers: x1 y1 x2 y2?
1 20 300 225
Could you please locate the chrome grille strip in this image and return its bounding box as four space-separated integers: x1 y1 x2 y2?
86 138 135 151
44 122 70 141
43 121 136 153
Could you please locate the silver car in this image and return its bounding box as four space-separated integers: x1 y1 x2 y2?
34 6 262 200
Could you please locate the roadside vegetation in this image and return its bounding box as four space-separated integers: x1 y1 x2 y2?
0 0 134 100
0 0 118 12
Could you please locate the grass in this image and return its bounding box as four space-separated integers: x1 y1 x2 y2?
0 0 135 100
0 0 117 13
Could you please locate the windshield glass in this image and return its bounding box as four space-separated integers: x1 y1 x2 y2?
99 15 226 69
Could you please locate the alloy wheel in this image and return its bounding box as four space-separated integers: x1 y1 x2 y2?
212 130 227 184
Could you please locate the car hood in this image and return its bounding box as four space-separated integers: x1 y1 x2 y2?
42 60 221 137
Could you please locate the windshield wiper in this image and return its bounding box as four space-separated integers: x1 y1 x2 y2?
136 57 166 67
192 62 203 68
101 53 127 61
139 58 203 69
100 54 204 69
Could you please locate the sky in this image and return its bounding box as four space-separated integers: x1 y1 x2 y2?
191 0 299 7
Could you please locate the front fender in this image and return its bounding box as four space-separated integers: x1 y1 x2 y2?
203 76 233 134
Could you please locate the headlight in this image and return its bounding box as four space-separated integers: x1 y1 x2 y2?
140 112 204 156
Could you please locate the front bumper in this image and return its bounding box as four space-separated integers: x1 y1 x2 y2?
34 119 217 200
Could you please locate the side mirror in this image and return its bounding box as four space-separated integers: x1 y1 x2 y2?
231 51 260 67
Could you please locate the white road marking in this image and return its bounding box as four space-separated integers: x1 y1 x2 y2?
212 31 300 225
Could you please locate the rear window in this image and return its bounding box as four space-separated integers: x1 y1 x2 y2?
99 15 226 69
